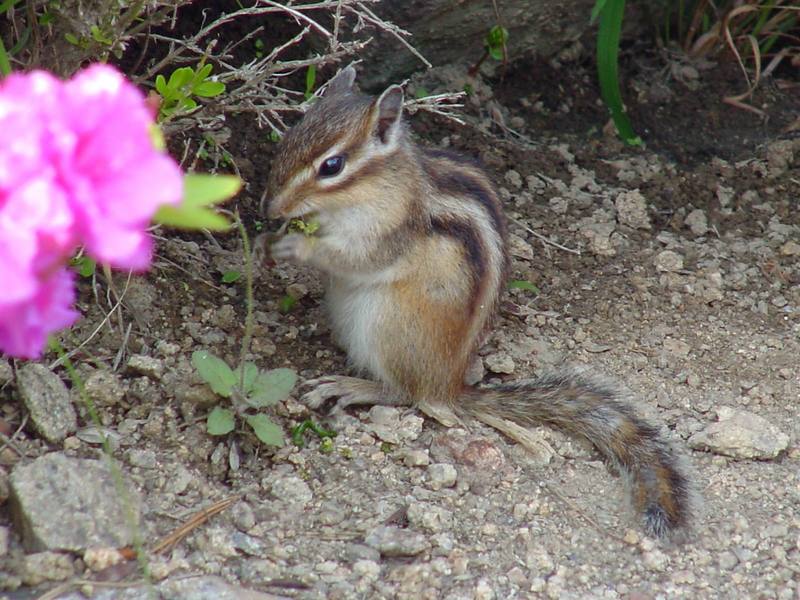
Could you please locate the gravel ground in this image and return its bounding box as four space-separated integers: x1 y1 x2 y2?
1 56 798 599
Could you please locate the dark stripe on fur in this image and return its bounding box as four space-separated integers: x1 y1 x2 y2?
423 154 507 241
430 216 485 288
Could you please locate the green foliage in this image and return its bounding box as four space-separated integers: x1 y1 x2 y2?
207 406 236 435
485 25 509 61
191 350 297 447
154 173 240 231
155 63 226 120
0 0 24 75
278 295 298 314
269 130 282 143
304 64 317 100
70 256 96 278
508 279 540 294
291 419 337 448
592 0 642 146
222 271 241 284
288 217 320 237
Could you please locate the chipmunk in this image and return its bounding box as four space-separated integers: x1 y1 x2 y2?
262 66 695 539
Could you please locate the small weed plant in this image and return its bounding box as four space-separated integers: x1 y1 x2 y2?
155 63 226 121
192 351 296 447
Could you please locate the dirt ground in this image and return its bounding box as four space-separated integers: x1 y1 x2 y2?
3 32 800 600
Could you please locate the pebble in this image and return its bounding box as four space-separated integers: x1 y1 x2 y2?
402 449 430 467
21 551 75 586
367 407 424 444
127 354 165 380
615 189 652 230
655 250 684 272
0 526 8 557
269 475 313 506
83 546 125 572
407 502 454 533
484 353 515 374
685 208 709 236
779 240 800 256
83 369 125 407
9 453 141 552
688 406 790 459
504 169 523 189
16 363 77 444
364 525 429 557
426 463 458 490
232 501 256 532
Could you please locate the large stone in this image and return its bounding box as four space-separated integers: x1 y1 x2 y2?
688 407 790 460
9 453 141 552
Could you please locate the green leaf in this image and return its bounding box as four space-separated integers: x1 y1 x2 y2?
595 0 642 146
183 173 241 208
207 406 236 435
195 63 213 82
590 0 608 24
193 81 226 97
192 350 236 397
486 25 509 61
70 256 96 278
155 74 168 96
222 270 241 284
0 37 10 77
291 419 337 447
234 362 259 394
269 130 281 143
304 64 317 100
246 368 297 408
278 295 297 314
508 279 540 294
167 67 194 91
245 414 284 446
64 32 80 46
153 204 231 231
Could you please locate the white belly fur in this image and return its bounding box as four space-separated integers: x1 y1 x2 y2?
326 277 389 382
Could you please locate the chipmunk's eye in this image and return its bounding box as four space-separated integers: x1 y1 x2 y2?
318 155 345 178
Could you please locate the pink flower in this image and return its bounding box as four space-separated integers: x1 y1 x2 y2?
0 64 183 358
0 269 78 359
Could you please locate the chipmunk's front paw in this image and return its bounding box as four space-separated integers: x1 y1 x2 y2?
271 233 315 263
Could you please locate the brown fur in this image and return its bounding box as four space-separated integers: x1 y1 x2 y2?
263 67 696 540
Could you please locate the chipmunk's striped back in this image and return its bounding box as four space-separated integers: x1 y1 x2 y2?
264 66 696 541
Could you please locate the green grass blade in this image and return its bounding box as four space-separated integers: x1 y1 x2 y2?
0 36 10 76
596 0 642 145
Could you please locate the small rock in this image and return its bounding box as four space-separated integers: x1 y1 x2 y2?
0 526 9 557
159 575 277 599
580 221 618 256
427 463 457 490
9 453 141 552
504 169 523 189
269 475 312 506
688 407 790 459
401 449 430 467
364 525 429 557
83 546 125 572
353 559 381 578
663 338 691 357
685 209 708 236
407 502 454 533
232 501 256 532
83 369 125 407
126 354 165 380
367 407 423 444
126 448 157 469
779 240 800 256
485 353 515 374
16 363 77 444
643 549 670 572
615 189 652 230
718 550 739 570
464 357 486 386
654 250 684 272
22 551 75 586
286 282 308 299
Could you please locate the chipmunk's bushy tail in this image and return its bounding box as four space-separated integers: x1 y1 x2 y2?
461 370 696 539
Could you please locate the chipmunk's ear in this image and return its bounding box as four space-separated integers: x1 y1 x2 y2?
374 85 404 145
324 66 357 97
